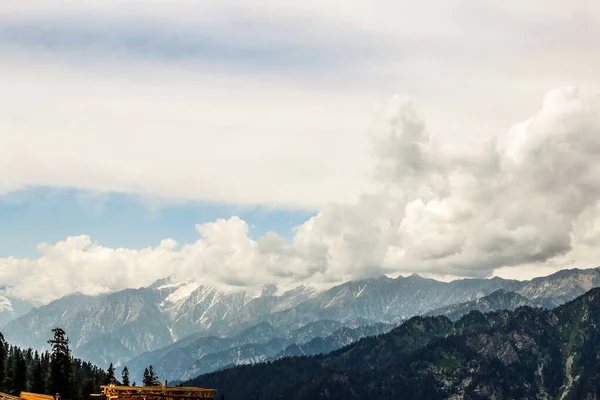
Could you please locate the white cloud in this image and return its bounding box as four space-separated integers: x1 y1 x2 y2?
2 1 600 209
3 87 600 302
0 59 376 208
2 1 600 301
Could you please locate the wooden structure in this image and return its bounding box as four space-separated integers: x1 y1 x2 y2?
0 392 20 400
93 384 217 400
0 393 54 400
2 383 218 400
19 393 54 400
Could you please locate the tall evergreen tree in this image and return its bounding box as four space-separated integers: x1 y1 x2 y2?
121 367 130 386
30 353 45 394
81 378 96 400
0 333 6 391
142 368 150 387
13 348 28 395
149 366 158 386
25 349 33 364
47 328 73 399
106 363 115 385
142 366 158 387
0 331 106 400
3 347 15 393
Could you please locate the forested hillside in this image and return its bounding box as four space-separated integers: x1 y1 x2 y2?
186 288 600 399
0 329 106 400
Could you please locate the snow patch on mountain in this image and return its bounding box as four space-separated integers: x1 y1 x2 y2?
165 282 202 304
0 295 14 313
0 286 41 327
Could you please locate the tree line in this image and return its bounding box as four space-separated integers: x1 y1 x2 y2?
104 363 160 388
0 328 105 400
1 328 163 400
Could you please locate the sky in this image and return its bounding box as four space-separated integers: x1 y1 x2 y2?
1 1 600 303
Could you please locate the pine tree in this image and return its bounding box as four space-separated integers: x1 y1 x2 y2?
31 354 45 394
106 363 115 385
121 367 130 386
149 366 158 386
0 333 6 391
142 368 150 387
0 334 106 398
142 366 158 387
13 348 28 395
3 347 15 393
47 328 73 399
25 349 33 364
82 378 96 400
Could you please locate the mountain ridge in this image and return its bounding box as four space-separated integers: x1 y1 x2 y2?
424 289 539 320
2 266 600 371
186 287 600 399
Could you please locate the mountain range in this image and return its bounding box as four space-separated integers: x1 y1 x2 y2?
126 319 395 383
2 267 600 382
187 287 600 399
0 277 318 368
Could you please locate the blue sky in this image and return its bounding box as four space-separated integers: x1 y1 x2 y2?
0 187 315 258
0 13 384 73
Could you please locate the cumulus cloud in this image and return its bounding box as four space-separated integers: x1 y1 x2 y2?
2 87 600 302
369 87 600 276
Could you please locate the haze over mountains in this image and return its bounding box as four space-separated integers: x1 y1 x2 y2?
2 266 600 383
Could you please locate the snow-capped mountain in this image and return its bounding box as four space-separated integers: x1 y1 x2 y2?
0 276 318 368
270 267 600 330
0 286 41 327
163 280 319 340
3 267 600 373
